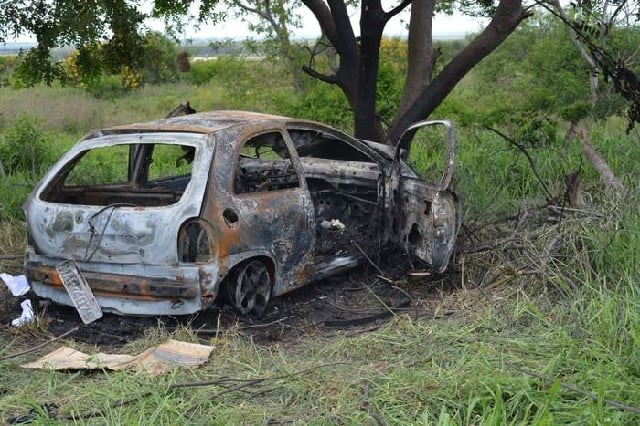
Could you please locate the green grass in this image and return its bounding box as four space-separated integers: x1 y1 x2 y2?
1 200 638 423
1 266 637 424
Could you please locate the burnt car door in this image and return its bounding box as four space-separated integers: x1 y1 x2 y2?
229 129 315 295
391 120 460 273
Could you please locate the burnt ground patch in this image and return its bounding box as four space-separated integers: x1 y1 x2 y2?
1 252 462 351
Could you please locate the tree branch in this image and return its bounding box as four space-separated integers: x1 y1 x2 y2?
302 65 338 84
0 327 79 362
231 0 271 22
384 0 412 21
389 0 531 142
301 0 337 45
484 125 554 203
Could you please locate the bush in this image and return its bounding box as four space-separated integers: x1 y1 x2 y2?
0 56 18 87
188 57 251 85
84 74 130 99
0 172 33 220
140 32 179 85
276 82 353 131
0 116 55 178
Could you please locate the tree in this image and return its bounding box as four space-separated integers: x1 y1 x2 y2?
538 0 640 132
229 0 309 90
166 0 533 142
1 0 533 144
543 0 638 106
0 1 145 85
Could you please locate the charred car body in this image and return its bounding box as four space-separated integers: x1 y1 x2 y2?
24 111 460 317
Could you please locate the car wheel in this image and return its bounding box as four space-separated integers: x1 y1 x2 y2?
228 260 272 317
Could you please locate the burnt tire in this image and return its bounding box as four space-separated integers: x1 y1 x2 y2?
227 260 272 317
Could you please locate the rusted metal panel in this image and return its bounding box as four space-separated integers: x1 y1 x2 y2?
27 263 199 299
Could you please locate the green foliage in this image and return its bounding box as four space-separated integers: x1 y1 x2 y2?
0 172 33 220
4 10 180 91
1 0 145 87
12 46 65 88
84 74 130 99
188 57 249 85
64 43 106 88
459 15 624 126
376 58 404 128
504 113 559 149
140 31 179 85
56 32 180 94
277 82 353 131
559 101 591 123
0 116 55 178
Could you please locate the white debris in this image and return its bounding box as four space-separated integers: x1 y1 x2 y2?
11 300 35 327
320 219 346 231
1 273 36 327
0 273 29 297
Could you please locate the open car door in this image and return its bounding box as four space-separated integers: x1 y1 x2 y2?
391 120 460 273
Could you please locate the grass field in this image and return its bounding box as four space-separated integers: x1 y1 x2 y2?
0 63 639 423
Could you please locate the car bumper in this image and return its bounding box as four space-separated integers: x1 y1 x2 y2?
25 249 221 316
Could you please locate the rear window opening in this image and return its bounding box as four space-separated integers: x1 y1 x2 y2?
40 143 196 207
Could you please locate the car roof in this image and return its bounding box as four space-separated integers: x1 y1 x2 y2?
100 110 315 135
81 110 389 164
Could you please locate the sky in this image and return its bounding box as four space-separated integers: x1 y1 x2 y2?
176 10 488 41
4 5 489 44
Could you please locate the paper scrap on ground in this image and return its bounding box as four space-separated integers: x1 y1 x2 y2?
21 339 214 375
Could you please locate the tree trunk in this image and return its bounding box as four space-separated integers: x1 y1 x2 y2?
578 128 623 192
303 0 528 144
353 0 386 140
388 0 529 143
395 0 436 120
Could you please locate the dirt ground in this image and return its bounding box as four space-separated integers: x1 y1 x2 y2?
1 252 463 350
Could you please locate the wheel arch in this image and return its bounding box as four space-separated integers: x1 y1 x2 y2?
220 251 278 296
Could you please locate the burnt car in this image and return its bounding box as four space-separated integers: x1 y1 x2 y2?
24 111 460 318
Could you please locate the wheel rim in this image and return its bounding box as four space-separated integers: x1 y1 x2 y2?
232 260 271 316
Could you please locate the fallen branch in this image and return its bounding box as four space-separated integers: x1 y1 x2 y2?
194 317 290 335
578 128 623 193
359 381 387 426
352 241 393 283
459 236 523 254
547 205 604 217
0 327 79 362
506 362 640 415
